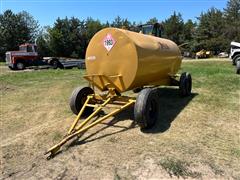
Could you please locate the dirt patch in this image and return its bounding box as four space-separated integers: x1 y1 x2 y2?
0 83 16 93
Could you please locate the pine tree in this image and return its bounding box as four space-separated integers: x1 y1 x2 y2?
0 10 39 59
224 0 240 42
195 8 227 53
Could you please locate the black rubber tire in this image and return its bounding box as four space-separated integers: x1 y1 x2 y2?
232 58 236 65
134 88 160 129
77 63 83 69
236 60 240 74
232 54 240 65
69 86 94 116
179 72 192 97
52 60 59 69
16 62 25 70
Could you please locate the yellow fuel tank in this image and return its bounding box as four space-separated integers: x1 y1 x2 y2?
85 28 182 92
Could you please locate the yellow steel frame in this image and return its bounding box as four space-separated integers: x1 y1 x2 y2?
84 74 125 93
45 91 135 157
44 72 182 157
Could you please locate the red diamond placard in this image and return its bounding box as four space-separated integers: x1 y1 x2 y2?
103 33 116 52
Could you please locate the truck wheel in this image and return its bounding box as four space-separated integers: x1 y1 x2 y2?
236 61 240 74
179 72 192 97
134 88 159 129
16 62 25 70
77 63 83 69
52 60 59 69
233 55 240 65
69 86 94 116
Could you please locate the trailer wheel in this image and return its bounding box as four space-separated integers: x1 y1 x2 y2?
69 86 94 116
8 66 14 70
77 63 84 69
16 62 25 70
236 60 240 74
179 72 192 96
52 60 59 69
134 88 159 129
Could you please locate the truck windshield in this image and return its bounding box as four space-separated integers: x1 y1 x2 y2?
27 45 33 52
19 46 26 51
142 25 153 35
231 46 239 49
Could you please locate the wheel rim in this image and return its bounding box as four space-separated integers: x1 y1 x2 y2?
17 63 24 70
53 61 58 68
80 92 88 105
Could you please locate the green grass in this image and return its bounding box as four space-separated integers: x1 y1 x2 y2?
159 158 201 178
0 68 85 86
182 61 239 110
0 68 88 142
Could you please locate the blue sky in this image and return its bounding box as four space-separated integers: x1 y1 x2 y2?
1 0 227 27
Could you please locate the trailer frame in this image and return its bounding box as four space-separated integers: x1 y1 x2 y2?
45 74 136 157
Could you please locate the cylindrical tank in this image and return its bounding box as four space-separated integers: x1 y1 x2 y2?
85 28 182 92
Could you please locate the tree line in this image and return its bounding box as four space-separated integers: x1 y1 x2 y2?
0 0 239 60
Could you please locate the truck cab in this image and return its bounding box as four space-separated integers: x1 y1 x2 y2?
5 43 38 70
5 43 84 70
230 41 240 65
139 23 162 38
19 44 38 53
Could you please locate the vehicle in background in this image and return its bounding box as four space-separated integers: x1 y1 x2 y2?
139 23 162 37
218 52 229 58
230 41 240 65
5 43 85 70
196 49 212 59
229 42 240 74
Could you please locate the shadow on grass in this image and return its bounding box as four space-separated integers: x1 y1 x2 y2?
67 107 136 148
46 88 197 159
67 87 197 149
142 88 197 133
